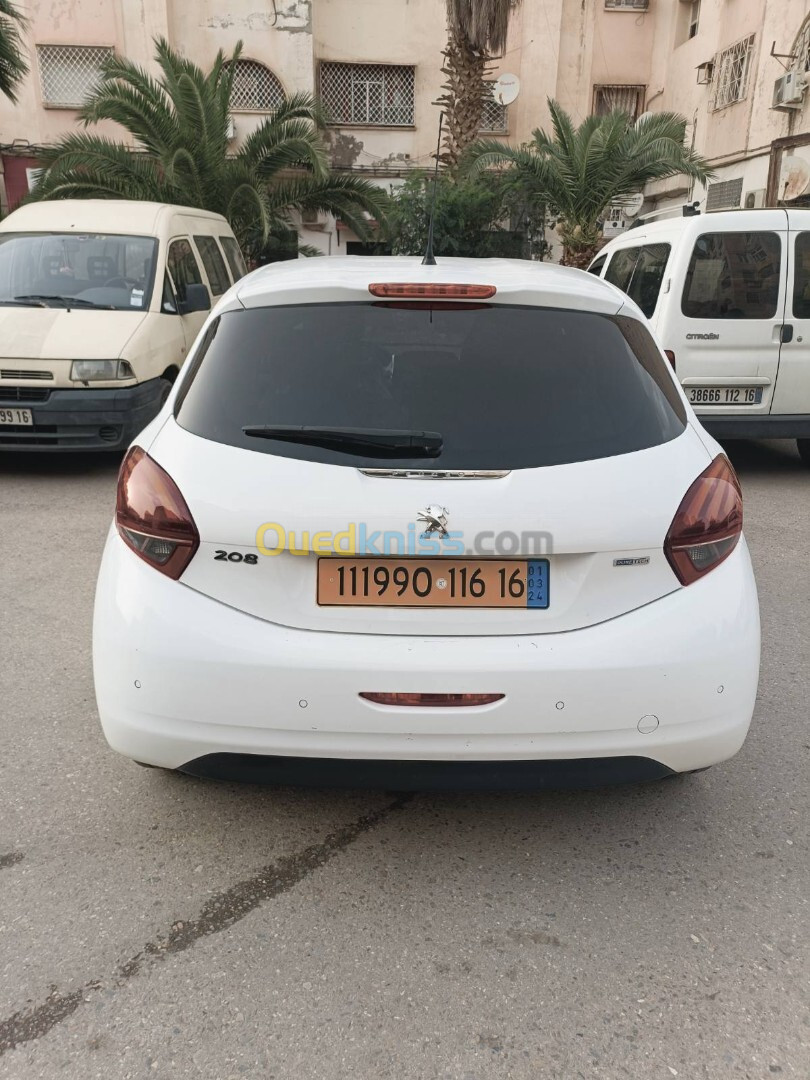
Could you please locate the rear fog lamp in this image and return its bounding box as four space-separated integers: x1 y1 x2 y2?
360 692 504 707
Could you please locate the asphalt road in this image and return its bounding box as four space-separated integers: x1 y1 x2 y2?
0 440 808 1080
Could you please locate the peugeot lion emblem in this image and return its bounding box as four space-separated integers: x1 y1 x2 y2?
417 505 449 538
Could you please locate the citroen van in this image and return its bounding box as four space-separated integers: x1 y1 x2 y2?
0 199 246 451
590 208 810 466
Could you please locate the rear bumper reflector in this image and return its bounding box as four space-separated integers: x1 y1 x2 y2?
360 692 504 707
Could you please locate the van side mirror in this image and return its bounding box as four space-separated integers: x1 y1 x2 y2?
179 283 210 314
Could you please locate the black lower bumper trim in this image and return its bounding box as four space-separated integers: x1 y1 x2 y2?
178 753 675 791
700 413 810 438
0 377 167 451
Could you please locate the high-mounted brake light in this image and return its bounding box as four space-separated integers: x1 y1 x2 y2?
116 447 199 580
368 283 496 299
664 454 742 586
360 692 504 707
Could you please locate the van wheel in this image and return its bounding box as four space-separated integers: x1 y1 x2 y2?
798 439 810 467
157 367 178 408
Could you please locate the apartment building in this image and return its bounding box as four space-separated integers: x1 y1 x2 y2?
1 0 809 255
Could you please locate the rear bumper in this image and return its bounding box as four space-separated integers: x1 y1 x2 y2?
0 378 166 451
93 532 761 784
698 413 810 439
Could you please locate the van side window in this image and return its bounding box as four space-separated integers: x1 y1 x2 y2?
167 239 205 306
604 248 638 293
682 232 781 320
161 273 178 315
587 254 607 276
604 244 670 318
219 236 248 281
793 233 810 318
194 235 230 295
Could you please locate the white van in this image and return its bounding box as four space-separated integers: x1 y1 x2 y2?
590 207 810 466
0 199 247 451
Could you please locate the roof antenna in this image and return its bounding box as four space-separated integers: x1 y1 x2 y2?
422 110 444 266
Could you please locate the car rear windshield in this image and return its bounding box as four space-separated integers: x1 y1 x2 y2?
175 303 686 469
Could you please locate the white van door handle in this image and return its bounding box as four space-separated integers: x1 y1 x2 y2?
780 324 794 344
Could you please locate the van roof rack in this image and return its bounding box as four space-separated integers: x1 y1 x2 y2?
628 201 702 229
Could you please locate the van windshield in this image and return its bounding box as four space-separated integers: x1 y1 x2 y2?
176 303 687 469
0 232 159 311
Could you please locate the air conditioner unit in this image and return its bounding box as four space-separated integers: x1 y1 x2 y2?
772 72 805 110
743 189 766 209
301 207 327 229
602 218 628 237
226 115 236 140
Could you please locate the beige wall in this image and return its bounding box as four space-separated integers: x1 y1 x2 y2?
644 0 810 212
2 0 810 250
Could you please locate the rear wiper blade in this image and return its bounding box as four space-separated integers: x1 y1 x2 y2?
242 425 443 458
13 294 112 309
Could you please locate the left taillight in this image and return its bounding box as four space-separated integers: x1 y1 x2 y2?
664 454 742 586
116 446 199 580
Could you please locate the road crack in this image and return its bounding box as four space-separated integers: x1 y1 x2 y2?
0 794 412 1055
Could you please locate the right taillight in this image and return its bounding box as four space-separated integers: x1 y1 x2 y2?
664 349 676 371
116 446 199 580
664 454 742 586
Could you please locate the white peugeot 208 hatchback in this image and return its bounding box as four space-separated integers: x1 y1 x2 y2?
93 257 761 789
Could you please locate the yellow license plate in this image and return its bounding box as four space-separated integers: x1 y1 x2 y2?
317 558 550 608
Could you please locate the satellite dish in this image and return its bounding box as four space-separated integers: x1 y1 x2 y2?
621 192 645 218
781 154 810 201
493 73 520 106
635 110 654 127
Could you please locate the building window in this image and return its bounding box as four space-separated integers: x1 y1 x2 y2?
479 84 507 133
592 84 645 120
711 35 755 110
792 17 810 80
706 178 744 211
604 0 649 9
677 1 701 48
320 63 415 127
688 0 701 39
227 60 284 112
36 44 113 108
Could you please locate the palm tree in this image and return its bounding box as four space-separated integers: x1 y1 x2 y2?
466 99 713 267
28 39 389 254
439 0 518 170
0 0 28 102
